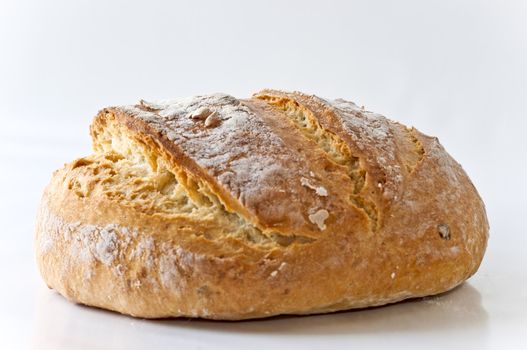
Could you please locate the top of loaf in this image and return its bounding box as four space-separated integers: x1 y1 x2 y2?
86 89 482 250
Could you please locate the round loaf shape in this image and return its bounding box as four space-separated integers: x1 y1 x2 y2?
35 90 489 320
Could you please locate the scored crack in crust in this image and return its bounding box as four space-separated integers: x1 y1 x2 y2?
35 90 489 320
255 92 378 231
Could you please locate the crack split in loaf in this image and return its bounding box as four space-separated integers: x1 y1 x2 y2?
35 90 489 320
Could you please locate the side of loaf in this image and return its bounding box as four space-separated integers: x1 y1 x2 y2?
35 90 489 320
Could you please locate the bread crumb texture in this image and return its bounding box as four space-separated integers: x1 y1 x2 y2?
35 90 489 320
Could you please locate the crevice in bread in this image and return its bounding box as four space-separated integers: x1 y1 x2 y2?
85 111 316 248
403 127 425 173
256 95 379 231
256 96 364 192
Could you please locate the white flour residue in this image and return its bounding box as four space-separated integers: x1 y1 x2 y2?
328 98 391 143
158 252 180 289
37 203 216 305
308 209 329 231
93 224 119 265
37 204 149 281
157 243 198 294
450 246 461 255
300 177 328 197
130 236 155 268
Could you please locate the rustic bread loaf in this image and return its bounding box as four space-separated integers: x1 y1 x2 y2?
35 90 488 320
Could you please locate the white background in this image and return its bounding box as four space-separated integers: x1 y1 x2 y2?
1 0 526 349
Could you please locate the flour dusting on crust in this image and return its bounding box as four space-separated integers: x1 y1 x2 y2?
36 202 208 294
120 94 336 232
37 203 138 281
308 209 329 231
300 177 328 197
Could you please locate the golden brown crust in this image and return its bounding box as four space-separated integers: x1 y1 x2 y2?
35 90 489 320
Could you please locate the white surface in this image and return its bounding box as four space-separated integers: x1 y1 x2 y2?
1 0 526 349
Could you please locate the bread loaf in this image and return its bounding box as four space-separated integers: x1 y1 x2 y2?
35 90 488 320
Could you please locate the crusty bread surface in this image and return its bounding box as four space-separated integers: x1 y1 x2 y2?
35 90 489 320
